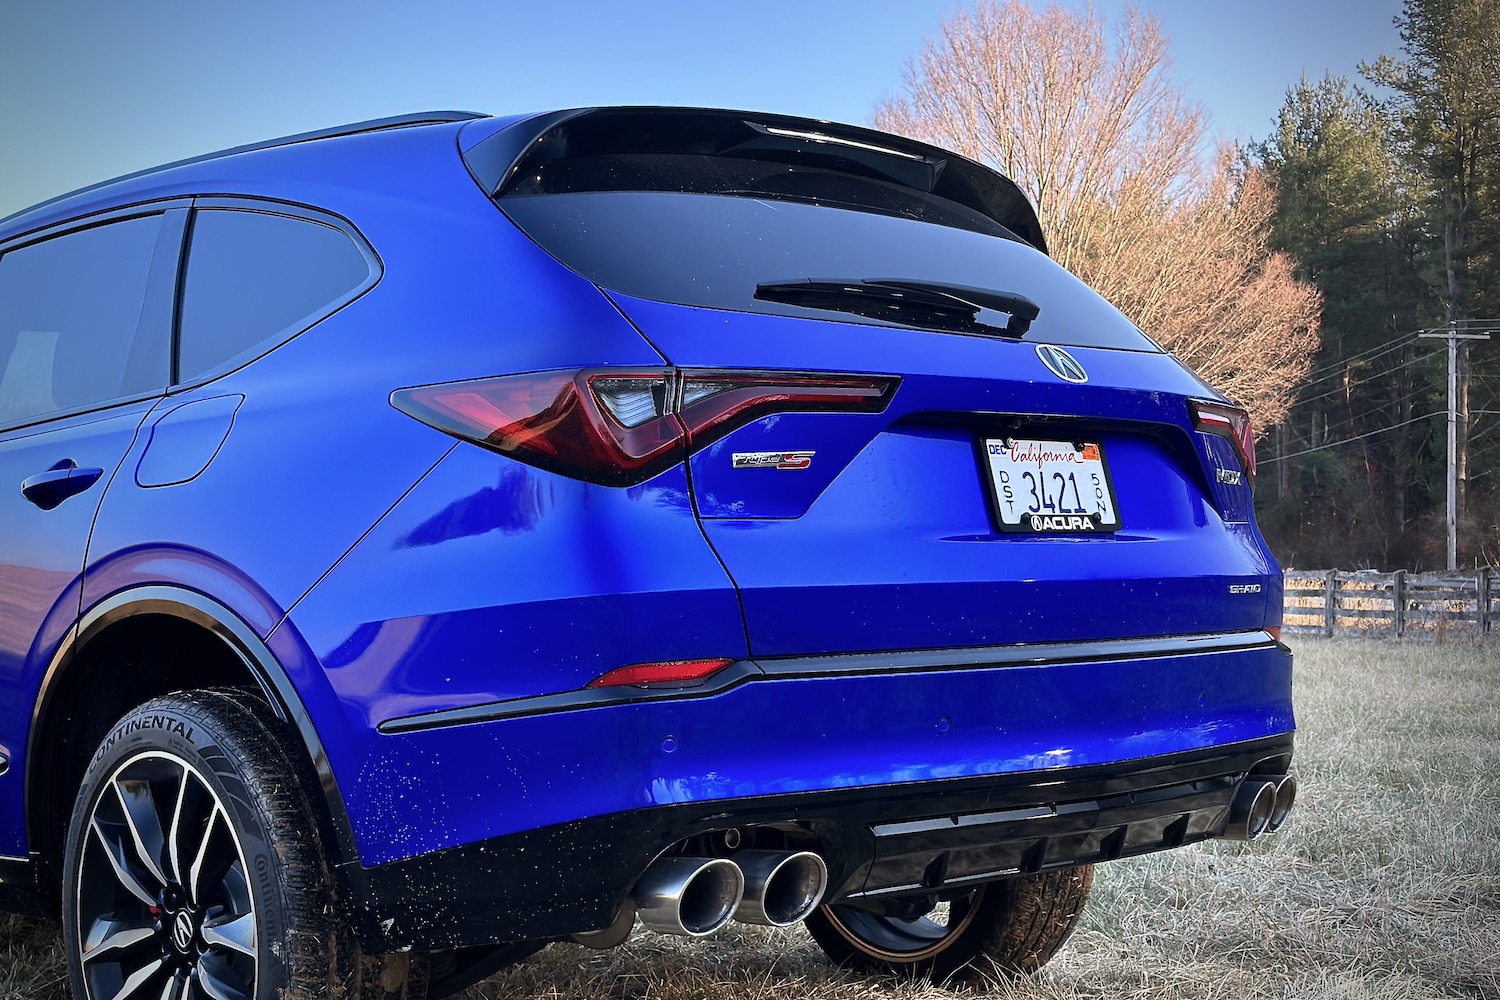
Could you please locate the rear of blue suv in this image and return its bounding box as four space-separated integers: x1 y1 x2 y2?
0 109 1295 1000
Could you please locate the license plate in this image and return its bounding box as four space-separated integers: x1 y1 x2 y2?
983 438 1121 533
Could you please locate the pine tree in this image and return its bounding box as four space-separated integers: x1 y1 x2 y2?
1254 76 1440 568
1364 0 1500 564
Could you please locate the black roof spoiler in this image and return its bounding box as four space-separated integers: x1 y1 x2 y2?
461 107 1047 255
1 111 487 232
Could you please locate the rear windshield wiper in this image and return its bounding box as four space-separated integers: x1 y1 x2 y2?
754 278 1040 338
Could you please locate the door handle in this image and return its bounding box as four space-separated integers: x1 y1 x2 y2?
20 460 104 510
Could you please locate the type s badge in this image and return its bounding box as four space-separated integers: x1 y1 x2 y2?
733 451 815 470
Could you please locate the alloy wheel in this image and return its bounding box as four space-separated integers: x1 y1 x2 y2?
75 750 257 1000
821 891 983 962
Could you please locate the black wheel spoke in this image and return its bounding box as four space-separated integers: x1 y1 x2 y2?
166 763 192 887
81 916 157 964
196 954 252 1000
201 911 255 959
156 972 185 1000
104 958 168 1000
186 806 224 908
90 819 160 907
113 779 171 890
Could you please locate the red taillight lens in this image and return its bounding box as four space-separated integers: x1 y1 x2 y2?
392 368 897 486
586 657 736 688
1266 626 1282 642
1191 400 1256 488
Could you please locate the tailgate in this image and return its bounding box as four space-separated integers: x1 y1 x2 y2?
609 294 1275 657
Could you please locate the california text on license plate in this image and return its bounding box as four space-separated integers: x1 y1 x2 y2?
983 438 1121 533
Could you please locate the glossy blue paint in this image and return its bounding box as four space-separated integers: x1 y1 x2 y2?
0 402 154 854
328 642 1292 865
0 110 1292 912
282 444 749 721
135 394 243 487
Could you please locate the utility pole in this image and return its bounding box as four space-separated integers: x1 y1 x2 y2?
1419 321 1496 570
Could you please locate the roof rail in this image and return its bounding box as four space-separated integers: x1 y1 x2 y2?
1 111 489 231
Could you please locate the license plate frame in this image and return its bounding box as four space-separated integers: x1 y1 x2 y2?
982 437 1122 533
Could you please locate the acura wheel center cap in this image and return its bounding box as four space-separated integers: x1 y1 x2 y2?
170 910 196 954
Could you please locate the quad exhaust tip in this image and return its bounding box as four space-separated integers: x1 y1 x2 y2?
1224 773 1298 841
634 856 745 937
1266 772 1297 833
631 849 829 937
732 850 829 927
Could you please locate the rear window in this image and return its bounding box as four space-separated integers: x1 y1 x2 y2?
177 209 369 380
500 190 1159 353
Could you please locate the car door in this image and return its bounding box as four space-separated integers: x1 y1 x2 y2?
0 206 183 860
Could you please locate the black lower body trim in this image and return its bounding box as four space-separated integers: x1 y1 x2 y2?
0 855 56 918
340 735 1293 951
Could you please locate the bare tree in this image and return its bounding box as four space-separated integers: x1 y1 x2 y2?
875 0 1320 427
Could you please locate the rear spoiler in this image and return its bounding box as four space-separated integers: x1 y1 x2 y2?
459 107 1047 255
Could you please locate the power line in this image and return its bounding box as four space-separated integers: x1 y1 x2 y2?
1260 410 1445 465
1287 351 1437 410
1300 330 1420 381
1310 398 1427 441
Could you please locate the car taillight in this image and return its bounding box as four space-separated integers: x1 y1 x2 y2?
391 367 898 486
1191 400 1256 488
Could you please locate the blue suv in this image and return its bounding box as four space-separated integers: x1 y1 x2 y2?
0 108 1296 1000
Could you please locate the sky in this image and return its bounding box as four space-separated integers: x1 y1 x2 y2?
0 0 1403 220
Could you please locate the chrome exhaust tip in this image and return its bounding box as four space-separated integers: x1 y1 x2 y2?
634 856 745 937
1265 772 1297 833
732 850 828 927
1222 777 1278 841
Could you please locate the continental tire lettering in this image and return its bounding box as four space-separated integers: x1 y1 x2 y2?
91 714 198 769
252 853 280 938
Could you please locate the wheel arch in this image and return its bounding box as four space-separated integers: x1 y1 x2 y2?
26 585 360 882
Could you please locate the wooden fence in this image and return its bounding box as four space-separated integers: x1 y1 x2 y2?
1284 569 1497 639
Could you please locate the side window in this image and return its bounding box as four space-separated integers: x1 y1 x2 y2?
0 215 166 426
177 209 370 380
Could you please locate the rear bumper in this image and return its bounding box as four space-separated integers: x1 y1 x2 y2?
343 734 1294 951
332 630 1294 951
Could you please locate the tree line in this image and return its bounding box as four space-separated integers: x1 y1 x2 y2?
877 0 1499 570
1256 0 1500 569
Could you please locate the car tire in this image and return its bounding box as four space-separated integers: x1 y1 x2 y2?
62 689 428 1000
803 865 1093 981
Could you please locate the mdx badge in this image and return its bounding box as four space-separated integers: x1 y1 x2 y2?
733 451 814 470
1036 344 1088 383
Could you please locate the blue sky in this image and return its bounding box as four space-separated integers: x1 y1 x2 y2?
1 0 1402 219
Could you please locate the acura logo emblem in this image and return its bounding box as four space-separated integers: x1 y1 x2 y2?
172 911 195 953
1036 345 1088 383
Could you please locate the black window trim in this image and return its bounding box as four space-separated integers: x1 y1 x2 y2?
167 196 383 393
0 200 191 436
0 195 382 436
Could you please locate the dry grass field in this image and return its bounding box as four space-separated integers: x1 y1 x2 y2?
5 637 1498 999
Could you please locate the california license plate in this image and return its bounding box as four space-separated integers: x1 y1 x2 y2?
983 438 1121 533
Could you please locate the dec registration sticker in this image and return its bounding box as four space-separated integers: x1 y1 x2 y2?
983 438 1121 533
